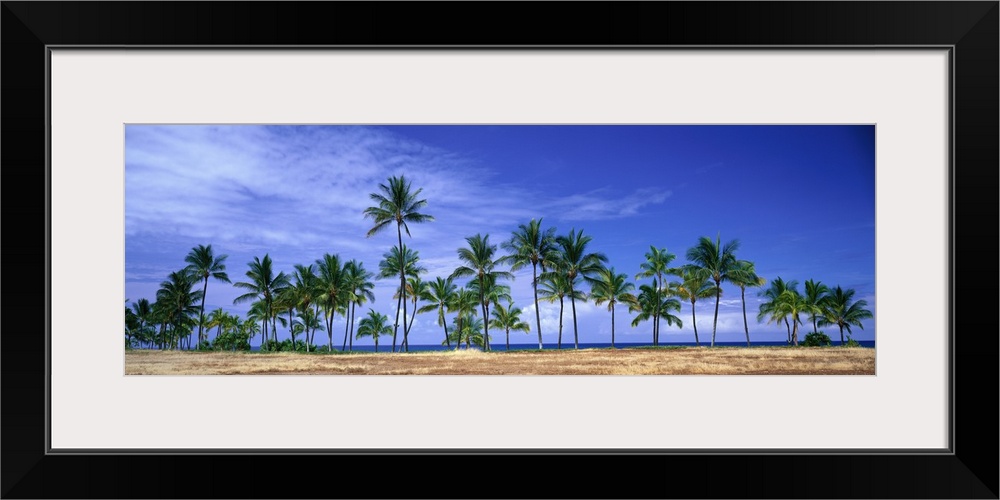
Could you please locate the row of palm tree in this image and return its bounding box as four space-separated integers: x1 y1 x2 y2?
127 176 872 351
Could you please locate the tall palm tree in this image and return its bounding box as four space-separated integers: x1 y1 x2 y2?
537 273 583 349
728 260 766 347
316 253 347 352
587 266 637 348
233 254 289 347
490 302 531 351
183 244 231 346
500 218 558 349
803 279 831 334
685 234 740 347
629 279 683 345
670 268 718 346
356 309 392 353
418 277 457 349
819 286 874 345
634 246 677 346
758 277 799 345
156 270 203 350
469 274 512 350
364 175 434 354
449 234 512 352
378 244 425 352
343 260 375 352
447 288 480 351
295 308 324 351
553 229 608 349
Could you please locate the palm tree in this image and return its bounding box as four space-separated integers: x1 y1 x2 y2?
183 244 231 346
233 254 289 347
670 268 718 346
629 279 683 345
206 307 228 341
449 234 512 352
315 254 347 352
728 260 766 347
685 234 740 347
500 218 558 349
130 298 153 347
287 264 319 351
295 308 324 351
446 314 486 350
490 302 531 351
156 270 203 350
803 279 831 334
417 277 457 349
553 229 608 349
356 309 392 353
447 288 479 351
587 266 637 348
776 288 808 346
537 273 583 349
397 276 429 351
468 274 512 348
819 286 873 345
758 277 799 345
634 246 676 346
343 260 375 352
364 175 434 353
378 244 425 352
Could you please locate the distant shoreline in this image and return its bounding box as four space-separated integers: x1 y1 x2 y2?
125 346 876 375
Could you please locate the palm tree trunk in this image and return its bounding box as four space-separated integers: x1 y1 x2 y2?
392 292 402 352
532 263 543 349
342 313 350 351
839 324 845 346
557 297 564 349
711 283 721 347
506 328 510 351
374 336 378 353
198 277 209 344
327 313 334 352
741 287 750 347
442 306 451 349
289 310 296 351
397 225 409 353
349 303 356 352
691 300 699 346
611 304 616 348
570 293 579 350
455 316 463 351
792 322 799 346
481 300 490 352
784 318 791 344
405 298 417 350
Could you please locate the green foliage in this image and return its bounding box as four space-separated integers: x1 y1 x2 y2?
259 339 311 352
844 338 862 348
196 340 214 351
802 331 832 347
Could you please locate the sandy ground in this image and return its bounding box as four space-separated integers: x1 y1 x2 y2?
125 346 875 375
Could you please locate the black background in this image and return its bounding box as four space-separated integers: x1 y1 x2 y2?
2 2 997 498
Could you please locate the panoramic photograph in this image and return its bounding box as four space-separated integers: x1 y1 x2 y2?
124 124 875 375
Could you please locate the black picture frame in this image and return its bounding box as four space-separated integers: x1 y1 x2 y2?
2 2 996 498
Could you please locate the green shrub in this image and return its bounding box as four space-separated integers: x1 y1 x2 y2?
802 331 832 347
843 338 861 348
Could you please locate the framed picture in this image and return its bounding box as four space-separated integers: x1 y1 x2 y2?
4 2 996 498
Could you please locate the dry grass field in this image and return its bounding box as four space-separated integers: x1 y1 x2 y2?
125 346 875 375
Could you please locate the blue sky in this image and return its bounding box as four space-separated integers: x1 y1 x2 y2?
125 125 876 347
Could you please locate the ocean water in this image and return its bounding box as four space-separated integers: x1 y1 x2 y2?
247 340 876 352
